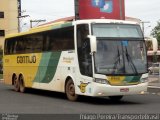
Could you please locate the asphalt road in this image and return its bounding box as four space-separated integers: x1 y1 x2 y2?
0 82 160 114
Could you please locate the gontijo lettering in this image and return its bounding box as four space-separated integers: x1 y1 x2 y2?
17 56 36 64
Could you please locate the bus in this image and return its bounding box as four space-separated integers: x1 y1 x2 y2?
3 19 148 101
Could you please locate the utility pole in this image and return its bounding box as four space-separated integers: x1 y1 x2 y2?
17 15 30 32
17 0 21 32
74 0 79 20
30 20 46 28
17 0 29 32
140 21 150 35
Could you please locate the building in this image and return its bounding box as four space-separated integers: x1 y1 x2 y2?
0 0 18 49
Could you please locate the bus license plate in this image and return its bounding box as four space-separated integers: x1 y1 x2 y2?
120 88 129 92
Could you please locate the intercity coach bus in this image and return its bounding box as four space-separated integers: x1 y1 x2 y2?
4 19 148 101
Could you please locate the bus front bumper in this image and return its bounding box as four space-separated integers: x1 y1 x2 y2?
91 82 148 97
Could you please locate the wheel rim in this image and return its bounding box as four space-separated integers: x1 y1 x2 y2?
13 76 20 92
19 76 25 92
68 84 75 96
66 79 78 101
14 77 18 89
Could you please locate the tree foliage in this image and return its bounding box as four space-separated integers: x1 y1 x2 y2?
151 20 160 47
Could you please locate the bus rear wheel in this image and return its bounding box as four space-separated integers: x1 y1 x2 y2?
13 75 19 92
19 75 26 93
65 79 78 101
109 96 123 101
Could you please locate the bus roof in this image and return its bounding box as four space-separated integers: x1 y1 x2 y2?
5 21 73 39
73 19 139 25
6 18 139 39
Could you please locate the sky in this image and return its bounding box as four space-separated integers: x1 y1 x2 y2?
21 0 160 36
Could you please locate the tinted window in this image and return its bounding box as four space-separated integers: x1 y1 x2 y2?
4 26 74 55
43 27 74 51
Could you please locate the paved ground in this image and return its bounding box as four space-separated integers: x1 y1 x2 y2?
148 75 160 87
148 75 160 96
0 80 160 114
0 75 160 120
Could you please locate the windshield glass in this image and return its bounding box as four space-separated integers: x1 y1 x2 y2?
94 39 147 75
92 24 143 38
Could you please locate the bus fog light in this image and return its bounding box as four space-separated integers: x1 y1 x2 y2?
140 91 145 94
98 92 104 95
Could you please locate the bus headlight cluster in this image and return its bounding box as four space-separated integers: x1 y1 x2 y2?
94 78 109 84
141 77 149 83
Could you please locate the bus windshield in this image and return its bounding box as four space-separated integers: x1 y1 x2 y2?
92 24 147 75
92 24 143 38
94 39 147 75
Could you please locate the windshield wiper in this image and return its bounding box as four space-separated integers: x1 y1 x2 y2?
125 47 138 74
112 47 124 73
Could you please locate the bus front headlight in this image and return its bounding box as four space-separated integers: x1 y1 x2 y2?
94 78 109 84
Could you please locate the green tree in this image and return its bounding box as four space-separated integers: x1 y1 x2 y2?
151 20 160 47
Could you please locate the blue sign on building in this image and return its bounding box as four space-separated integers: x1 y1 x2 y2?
92 0 113 13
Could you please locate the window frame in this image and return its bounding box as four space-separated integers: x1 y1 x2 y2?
0 12 4 18
0 30 5 37
4 26 75 55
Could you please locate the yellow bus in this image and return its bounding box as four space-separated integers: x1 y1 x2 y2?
4 19 148 101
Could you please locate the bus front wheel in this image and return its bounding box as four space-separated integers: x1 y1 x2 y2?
65 79 78 101
13 75 19 92
19 75 26 93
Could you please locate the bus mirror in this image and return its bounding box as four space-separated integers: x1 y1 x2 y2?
88 35 97 53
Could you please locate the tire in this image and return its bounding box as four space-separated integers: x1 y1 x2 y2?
109 96 123 101
13 75 20 92
65 79 78 101
19 75 26 93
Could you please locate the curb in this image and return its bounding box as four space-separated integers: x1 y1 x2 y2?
148 86 160 94
148 86 160 89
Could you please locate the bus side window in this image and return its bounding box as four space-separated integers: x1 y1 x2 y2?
42 26 75 52
48 34 55 51
11 40 16 54
43 35 50 51
25 37 33 53
5 40 10 55
5 39 16 55
45 31 55 52
61 38 74 50
16 38 25 54
33 38 43 53
5 40 10 54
